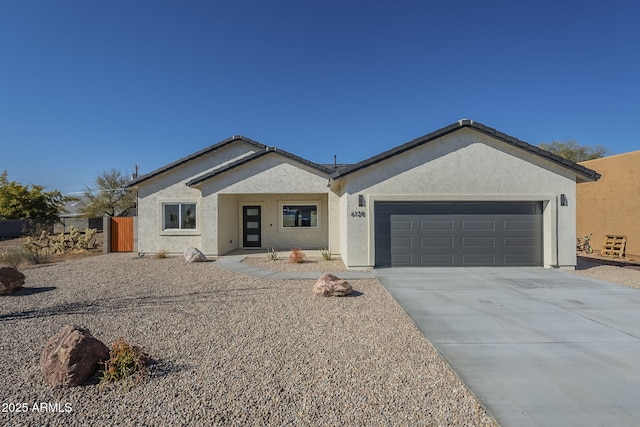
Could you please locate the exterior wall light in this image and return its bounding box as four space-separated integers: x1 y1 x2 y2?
560 194 568 206
358 195 365 207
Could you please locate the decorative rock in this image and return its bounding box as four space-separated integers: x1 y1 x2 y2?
0 267 26 295
313 273 352 297
183 247 207 263
40 325 109 387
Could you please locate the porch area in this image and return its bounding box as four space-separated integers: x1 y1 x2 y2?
215 193 333 255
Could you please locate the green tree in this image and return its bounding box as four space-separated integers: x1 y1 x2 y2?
80 169 136 217
538 140 610 162
0 171 69 223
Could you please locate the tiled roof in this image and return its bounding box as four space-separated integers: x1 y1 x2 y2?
127 120 601 189
330 119 601 181
126 135 333 188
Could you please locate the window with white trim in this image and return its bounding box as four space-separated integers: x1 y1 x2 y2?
282 205 317 228
163 203 197 230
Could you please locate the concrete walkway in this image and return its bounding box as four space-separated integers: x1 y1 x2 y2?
376 267 640 427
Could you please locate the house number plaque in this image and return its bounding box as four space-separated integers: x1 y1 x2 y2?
350 211 366 218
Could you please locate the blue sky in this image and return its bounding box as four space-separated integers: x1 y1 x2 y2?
1 0 638 195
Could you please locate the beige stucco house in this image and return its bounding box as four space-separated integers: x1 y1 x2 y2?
577 151 640 257
126 119 599 269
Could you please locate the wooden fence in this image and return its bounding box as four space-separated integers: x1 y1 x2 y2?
109 217 134 252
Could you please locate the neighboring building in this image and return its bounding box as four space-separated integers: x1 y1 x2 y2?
577 151 640 257
55 197 103 234
126 119 599 269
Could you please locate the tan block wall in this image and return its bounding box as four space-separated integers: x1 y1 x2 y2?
577 151 640 257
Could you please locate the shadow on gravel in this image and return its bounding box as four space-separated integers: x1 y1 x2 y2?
346 290 364 297
0 288 266 322
576 257 600 271
3 286 57 296
0 300 107 321
150 358 192 379
75 358 189 388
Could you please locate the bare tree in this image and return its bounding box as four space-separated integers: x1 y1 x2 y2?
538 140 610 162
80 169 136 217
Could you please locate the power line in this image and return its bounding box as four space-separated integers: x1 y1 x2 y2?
66 187 132 196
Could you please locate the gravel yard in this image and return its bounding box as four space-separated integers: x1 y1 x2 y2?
571 257 640 288
1 254 496 427
242 256 349 272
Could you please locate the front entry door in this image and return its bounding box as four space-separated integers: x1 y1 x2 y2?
242 206 261 248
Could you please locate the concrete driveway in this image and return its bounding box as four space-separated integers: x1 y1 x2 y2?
376 267 640 427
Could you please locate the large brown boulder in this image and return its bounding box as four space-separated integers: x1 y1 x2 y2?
0 267 26 295
40 325 109 387
313 273 352 297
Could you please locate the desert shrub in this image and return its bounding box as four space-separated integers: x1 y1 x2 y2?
321 248 332 261
289 248 306 264
266 247 279 262
100 338 150 389
0 247 32 271
72 227 97 250
54 226 97 253
24 230 51 264
27 223 53 239
154 250 168 259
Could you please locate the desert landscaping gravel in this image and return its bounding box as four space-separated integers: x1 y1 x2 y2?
242 256 349 272
570 257 640 288
4 252 638 427
1 254 497 427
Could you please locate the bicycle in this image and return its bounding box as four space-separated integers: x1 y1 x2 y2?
576 233 593 254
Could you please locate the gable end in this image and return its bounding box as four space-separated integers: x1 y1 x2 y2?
186 146 334 187
126 135 266 188
331 120 601 182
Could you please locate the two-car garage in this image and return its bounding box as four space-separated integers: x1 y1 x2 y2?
374 202 543 267
330 120 600 269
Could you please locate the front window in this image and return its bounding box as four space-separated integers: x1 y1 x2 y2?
282 205 317 228
163 203 197 230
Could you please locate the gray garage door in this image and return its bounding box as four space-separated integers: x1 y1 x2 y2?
375 202 542 267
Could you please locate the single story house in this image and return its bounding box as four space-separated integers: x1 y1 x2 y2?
577 150 640 257
126 119 600 269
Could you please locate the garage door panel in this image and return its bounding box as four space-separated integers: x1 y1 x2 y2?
391 220 413 230
391 237 413 247
504 237 536 247
462 253 496 265
504 253 537 265
421 237 454 247
503 220 536 230
375 202 542 267
462 220 496 230
421 220 454 230
392 254 414 265
420 253 455 266
462 237 496 247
